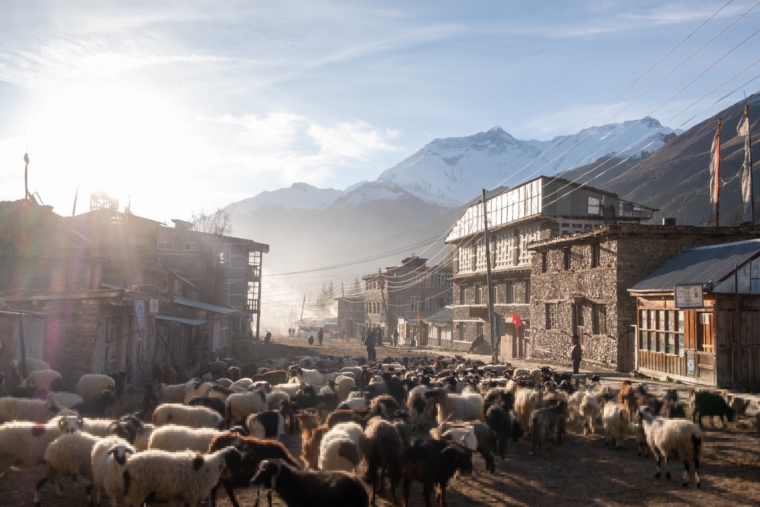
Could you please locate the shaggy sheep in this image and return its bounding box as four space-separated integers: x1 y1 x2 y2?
48 392 84 410
266 391 290 411
318 422 365 472
580 392 600 435
82 418 120 438
12 358 51 380
252 370 288 386
637 410 703 487
515 388 542 435
227 390 267 426
486 406 522 458
251 459 369 507
208 432 301 507
272 383 302 398
425 389 484 424
363 417 403 506
148 425 224 453
122 446 242 506
333 376 357 401
531 401 567 456
291 368 325 387
157 380 195 404
246 411 286 440
602 402 630 448
402 440 473 507
188 396 227 417
35 430 102 504
407 385 436 431
153 403 225 429
91 436 135 507
0 397 60 424
230 378 254 390
20 369 62 395
0 415 81 477
74 374 116 404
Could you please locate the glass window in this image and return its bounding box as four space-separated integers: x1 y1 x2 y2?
640 310 647 328
678 334 685 355
667 333 675 354
588 196 601 215
640 331 647 349
648 331 655 351
677 311 684 332
658 311 665 330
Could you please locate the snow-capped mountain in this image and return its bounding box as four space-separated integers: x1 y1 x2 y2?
225 182 344 214
378 117 676 206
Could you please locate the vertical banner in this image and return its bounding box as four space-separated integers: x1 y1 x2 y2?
708 118 723 225
134 299 147 331
738 106 754 225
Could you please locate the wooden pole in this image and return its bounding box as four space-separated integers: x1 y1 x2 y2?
378 268 390 344
18 315 28 379
482 189 497 363
300 294 306 325
255 254 263 342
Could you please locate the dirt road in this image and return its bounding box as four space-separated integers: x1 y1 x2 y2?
4 337 759 506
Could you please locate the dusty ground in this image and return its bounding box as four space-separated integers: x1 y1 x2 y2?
4 336 759 507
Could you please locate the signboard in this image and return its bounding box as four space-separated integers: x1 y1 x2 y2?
134 299 147 331
149 299 159 314
675 285 704 309
379 309 387 323
686 351 696 376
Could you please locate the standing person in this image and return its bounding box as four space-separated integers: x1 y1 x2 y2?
392 329 399 347
570 335 582 374
264 331 272 344
365 329 376 362
360 325 366 345
317 327 324 346
376 326 383 347
308 335 314 345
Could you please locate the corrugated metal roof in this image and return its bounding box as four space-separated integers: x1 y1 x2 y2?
424 306 453 323
173 297 241 314
630 239 760 292
156 315 207 326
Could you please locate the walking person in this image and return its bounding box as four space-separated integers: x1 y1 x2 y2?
365 329 376 362
392 329 399 347
570 334 583 374
317 327 324 346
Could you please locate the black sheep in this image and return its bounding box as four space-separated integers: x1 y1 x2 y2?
72 389 118 418
240 363 258 379
403 439 473 507
363 418 403 506
692 391 736 427
486 405 522 458
251 459 369 507
381 372 406 406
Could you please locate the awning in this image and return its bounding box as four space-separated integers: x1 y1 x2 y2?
173 297 241 315
156 315 207 326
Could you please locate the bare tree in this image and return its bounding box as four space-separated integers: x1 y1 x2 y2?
191 207 233 237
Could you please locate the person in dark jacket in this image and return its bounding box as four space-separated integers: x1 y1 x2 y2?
392 329 399 347
365 331 376 361
570 335 582 374
317 327 324 346
308 335 314 345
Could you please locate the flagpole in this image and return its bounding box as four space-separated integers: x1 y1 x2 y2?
739 105 754 225
708 118 723 226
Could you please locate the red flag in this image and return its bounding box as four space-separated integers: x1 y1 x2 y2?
512 312 522 328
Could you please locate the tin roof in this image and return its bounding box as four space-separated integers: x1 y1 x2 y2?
424 305 453 323
630 239 760 292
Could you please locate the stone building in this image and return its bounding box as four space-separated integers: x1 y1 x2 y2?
335 294 365 340
529 223 760 372
362 256 453 344
445 176 654 355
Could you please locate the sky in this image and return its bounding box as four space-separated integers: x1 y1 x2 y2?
1 0 759 223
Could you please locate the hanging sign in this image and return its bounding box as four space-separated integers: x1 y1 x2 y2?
675 285 704 309
134 299 147 331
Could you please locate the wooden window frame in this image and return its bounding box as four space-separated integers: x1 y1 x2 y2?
591 243 600 268
545 303 557 330
563 247 571 270
638 309 684 355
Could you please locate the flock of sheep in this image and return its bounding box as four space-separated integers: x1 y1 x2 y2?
0 353 754 506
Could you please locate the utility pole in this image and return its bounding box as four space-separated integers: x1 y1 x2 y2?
342 282 345 297
18 314 28 379
300 294 306 325
482 189 497 363
378 268 390 343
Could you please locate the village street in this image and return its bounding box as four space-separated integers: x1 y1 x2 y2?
3 336 758 507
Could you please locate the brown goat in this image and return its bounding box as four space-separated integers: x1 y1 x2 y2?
226 366 241 382
619 380 638 416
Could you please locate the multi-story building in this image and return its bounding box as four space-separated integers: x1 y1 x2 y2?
362 256 453 344
335 294 365 340
445 176 654 355
530 222 760 372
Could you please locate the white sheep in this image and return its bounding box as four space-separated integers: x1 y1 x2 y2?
215 378 233 389
184 381 213 404
266 391 290 411
340 398 368 410
319 385 334 396
35 430 102 504
0 415 81 476
427 390 484 424
292 368 325 387
157 382 189 404
48 392 84 409
580 392 600 435
227 390 267 425
153 403 225 429
318 422 365 472
438 424 478 451
91 436 135 507
334 375 356 401
121 446 242 507
407 385 432 430
272 383 302 397
341 357 358 367
13 358 51 379
602 402 630 448
0 397 59 424
148 425 222 453
20 368 62 392
251 380 272 392
206 360 228 375
83 418 118 437
230 378 253 389
75 374 116 403
638 410 703 487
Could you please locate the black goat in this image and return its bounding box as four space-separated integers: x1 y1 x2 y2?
72 389 118 418
403 439 473 507
189 396 227 418
486 406 522 458
363 418 403 506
